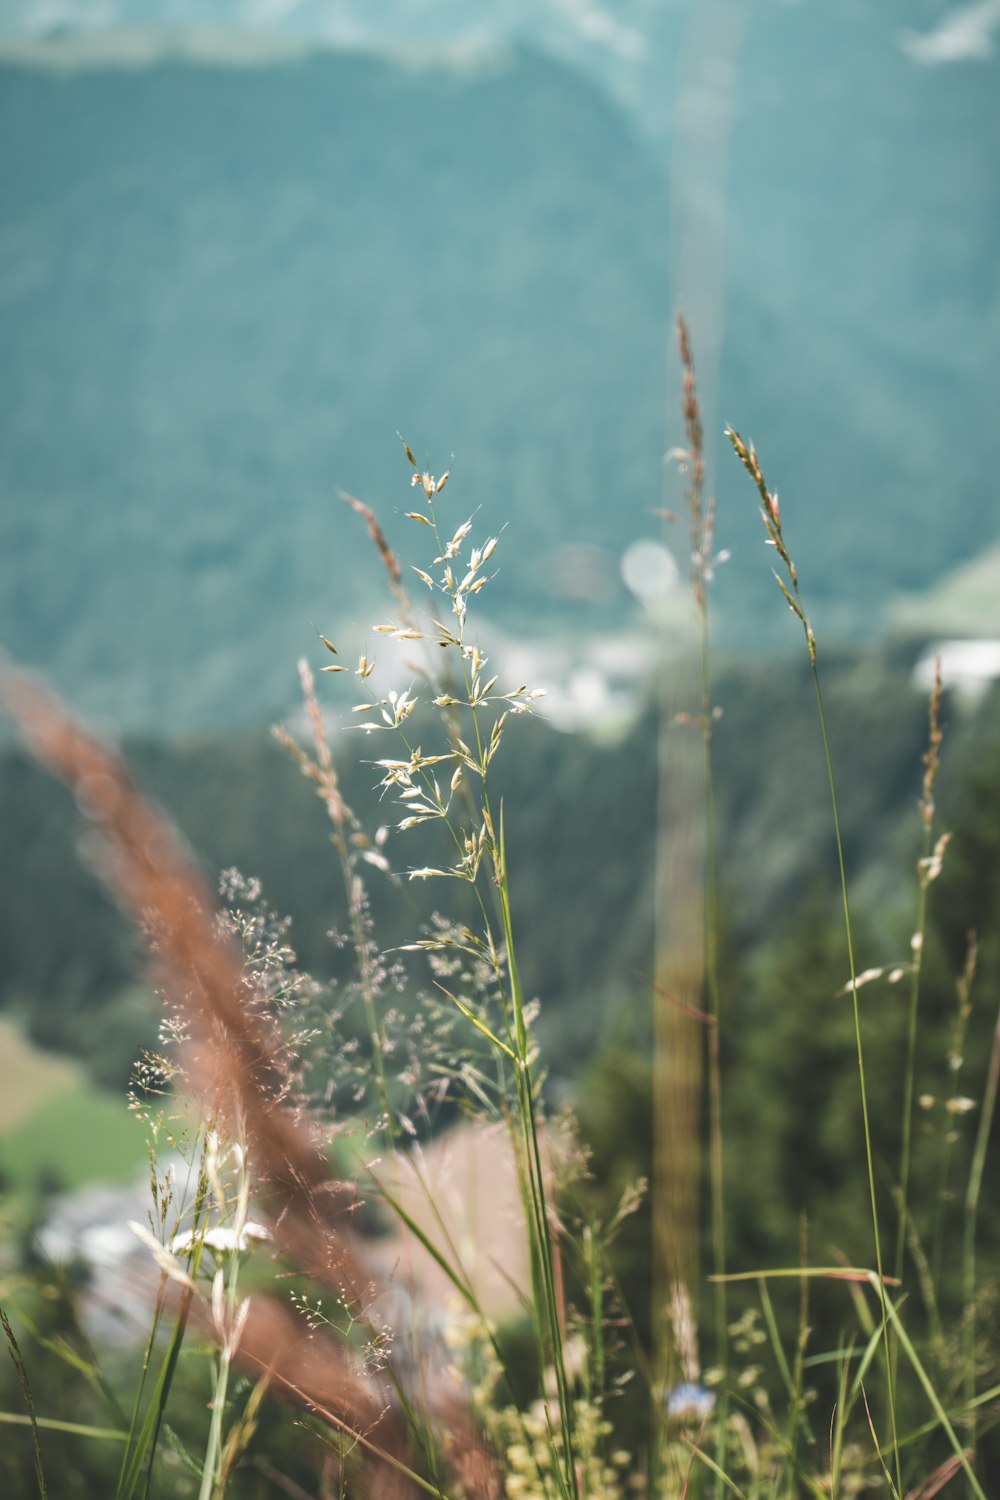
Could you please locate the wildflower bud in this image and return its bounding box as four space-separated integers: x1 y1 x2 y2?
665 1383 716 1419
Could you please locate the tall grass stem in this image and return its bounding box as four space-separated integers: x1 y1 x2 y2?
726 425 902 1495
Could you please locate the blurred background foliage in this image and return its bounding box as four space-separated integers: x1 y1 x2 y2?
2 0 1000 1491
0 1 998 731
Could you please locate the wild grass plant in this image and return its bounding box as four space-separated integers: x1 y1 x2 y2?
1 335 999 1497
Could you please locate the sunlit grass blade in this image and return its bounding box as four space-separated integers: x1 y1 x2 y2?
0 1412 127 1442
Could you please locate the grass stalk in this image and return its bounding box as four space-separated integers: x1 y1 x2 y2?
727 427 902 1496
829 1340 855 1498
370 1154 542 1455
276 661 397 1141
116 1151 211 1500
6 1299 130 1435
784 1223 811 1496
896 859 930 1286
13 421 996 1497
1 1305 48 1499
961 993 1000 1482
896 662 942 1285
895 659 945 1304
199 1323 236 1500
498 833 578 1497
197 1132 254 1500
931 933 978 1301
345 461 578 1492
872 1278 986 1500
430 484 577 1487
673 315 729 1490
808 659 902 1476
123 1286 197 1500
0 1412 127 1442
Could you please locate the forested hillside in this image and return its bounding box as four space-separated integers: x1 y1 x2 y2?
0 43 667 729
1 27 998 731
5 651 999 1088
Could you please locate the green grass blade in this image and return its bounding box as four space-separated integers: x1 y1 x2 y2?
0 1308 49 1499
433 981 516 1060
712 1266 897 1284
117 1287 195 1500
846 1321 889 1421
756 1276 795 1402
871 1276 986 1500
684 1439 751 1499
0 1412 127 1442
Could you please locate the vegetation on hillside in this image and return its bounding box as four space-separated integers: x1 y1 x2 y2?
3 383 1000 1494
1 25 997 730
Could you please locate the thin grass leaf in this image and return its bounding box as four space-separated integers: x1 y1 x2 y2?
860 1381 900 1499
892 1379 1000 1454
369 1168 480 1312
756 1278 796 1402
0 1412 127 1442
162 1424 205 1480
847 1320 890 1422
727 1392 831 1500
118 1286 196 1500
432 981 516 1060
905 1450 976 1500
871 1276 986 1500
829 1340 854 1500
680 1414 710 1500
1 1306 48 1499
729 428 902 1489
963 991 1000 1443
10 1310 129 1430
712 1266 899 1284
684 1439 751 1499
303 1413 450 1499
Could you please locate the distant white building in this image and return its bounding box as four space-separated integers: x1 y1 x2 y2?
38 1162 177 1344
913 640 1000 701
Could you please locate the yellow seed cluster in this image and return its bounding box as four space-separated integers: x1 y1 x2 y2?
496 1397 628 1499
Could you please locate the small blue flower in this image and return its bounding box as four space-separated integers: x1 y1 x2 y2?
665 1382 717 1420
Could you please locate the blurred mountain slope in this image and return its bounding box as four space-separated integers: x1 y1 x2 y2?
0 16 997 730
0 42 673 730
